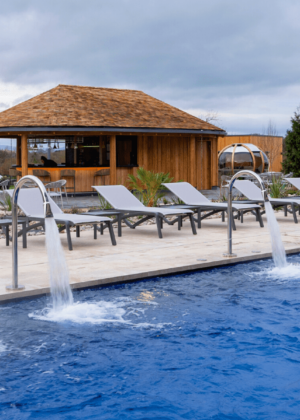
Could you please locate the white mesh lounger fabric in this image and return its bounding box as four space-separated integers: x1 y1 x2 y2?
284 178 300 191
162 182 264 229
234 180 300 224
5 188 116 250
92 185 197 238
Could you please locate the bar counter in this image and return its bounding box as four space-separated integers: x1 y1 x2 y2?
16 166 110 192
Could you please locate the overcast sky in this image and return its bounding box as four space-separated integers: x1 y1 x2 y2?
0 0 299 140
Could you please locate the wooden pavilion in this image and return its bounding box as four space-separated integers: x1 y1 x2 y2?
0 84 226 192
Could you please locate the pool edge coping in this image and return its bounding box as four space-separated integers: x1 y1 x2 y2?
1 246 300 304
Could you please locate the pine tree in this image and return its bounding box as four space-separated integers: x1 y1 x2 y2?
282 107 300 176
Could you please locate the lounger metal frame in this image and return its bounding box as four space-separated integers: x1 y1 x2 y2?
4 189 117 251
162 182 264 230
234 180 300 224
92 185 197 238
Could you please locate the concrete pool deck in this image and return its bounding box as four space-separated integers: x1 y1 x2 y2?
1 212 300 303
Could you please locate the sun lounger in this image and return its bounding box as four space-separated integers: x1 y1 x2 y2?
5 188 116 250
92 185 197 238
0 218 27 248
234 179 300 223
162 182 264 229
284 177 300 193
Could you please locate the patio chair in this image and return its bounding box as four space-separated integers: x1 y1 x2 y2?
0 179 9 190
45 179 68 208
5 188 116 250
162 182 264 229
92 185 197 238
234 180 300 224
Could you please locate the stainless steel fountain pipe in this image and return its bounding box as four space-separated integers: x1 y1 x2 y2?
223 170 269 258
6 175 54 291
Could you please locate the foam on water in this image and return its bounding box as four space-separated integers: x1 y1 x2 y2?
29 298 166 328
265 263 300 281
29 301 127 325
0 341 6 354
45 218 73 309
265 201 287 268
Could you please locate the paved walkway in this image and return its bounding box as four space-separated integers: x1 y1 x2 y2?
1 210 300 303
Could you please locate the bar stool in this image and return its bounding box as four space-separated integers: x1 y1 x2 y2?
32 169 51 184
60 169 76 193
94 169 110 185
9 168 22 178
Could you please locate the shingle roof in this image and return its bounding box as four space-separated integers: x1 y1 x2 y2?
0 84 224 132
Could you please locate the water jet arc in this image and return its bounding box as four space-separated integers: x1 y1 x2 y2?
6 175 53 291
223 170 269 257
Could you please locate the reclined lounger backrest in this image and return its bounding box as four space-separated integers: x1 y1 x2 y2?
284 178 300 191
162 182 211 205
234 180 264 201
5 188 62 217
93 185 145 210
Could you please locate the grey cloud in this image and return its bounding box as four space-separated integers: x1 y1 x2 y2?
0 102 9 109
0 0 299 135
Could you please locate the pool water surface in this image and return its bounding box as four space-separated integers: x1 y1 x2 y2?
1 255 300 419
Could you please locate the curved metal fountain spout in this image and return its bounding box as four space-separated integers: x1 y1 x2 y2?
6 175 54 291
223 170 268 258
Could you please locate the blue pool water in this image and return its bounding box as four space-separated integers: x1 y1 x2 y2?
1 256 300 419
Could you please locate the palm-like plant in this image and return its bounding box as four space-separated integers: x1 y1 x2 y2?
269 176 286 198
0 193 12 213
128 167 173 207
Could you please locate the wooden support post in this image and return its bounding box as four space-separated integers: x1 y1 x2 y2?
21 134 28 177
16 137 21 166
189 135 196 187
211 137 218 186
110 135 117 185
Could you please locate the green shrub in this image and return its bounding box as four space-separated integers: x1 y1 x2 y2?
282 107 300 176
269 176 286 198
98 194 112 210
71 206 80 214
128 167 173 207
0 193 12 212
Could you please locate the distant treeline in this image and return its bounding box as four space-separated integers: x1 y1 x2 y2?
0 148 16 175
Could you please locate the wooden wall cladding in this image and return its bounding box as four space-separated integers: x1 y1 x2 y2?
117 134 218 190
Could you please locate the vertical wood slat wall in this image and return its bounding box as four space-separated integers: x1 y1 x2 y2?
116 134 218 190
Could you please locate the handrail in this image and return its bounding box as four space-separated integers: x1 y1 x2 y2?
223 170 268 257
6 175 54 291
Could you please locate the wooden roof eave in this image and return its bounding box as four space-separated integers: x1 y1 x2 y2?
0 126 227 136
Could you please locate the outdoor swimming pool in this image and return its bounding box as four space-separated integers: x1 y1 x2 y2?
1 256 300 419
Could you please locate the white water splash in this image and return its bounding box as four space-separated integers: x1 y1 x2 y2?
45 218 73 309
29 298 167 328
30 301 127 325
0 341 6 354
265 201 287 268
266 263 300 281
